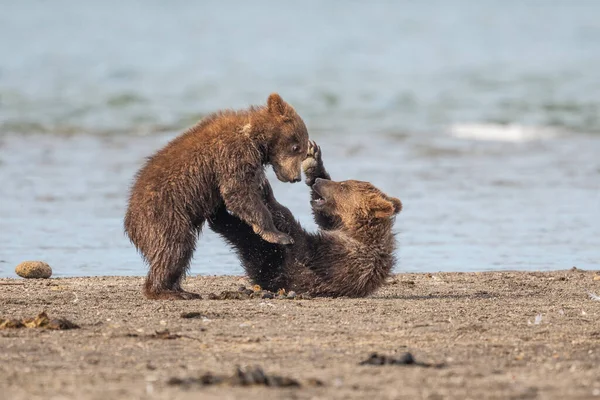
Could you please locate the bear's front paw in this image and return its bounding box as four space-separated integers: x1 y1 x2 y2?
302 140 324 185
260 230 294 245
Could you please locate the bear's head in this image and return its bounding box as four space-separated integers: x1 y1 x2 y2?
311 178 402 226
263 93 309 183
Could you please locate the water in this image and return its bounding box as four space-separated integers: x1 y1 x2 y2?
1 1 599 277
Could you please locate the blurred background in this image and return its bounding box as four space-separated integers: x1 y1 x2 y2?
1 0 599 277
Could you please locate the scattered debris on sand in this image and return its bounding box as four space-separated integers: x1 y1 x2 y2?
149 329 181 339
124 329 204 340
0 311 79 330
359 352 444 368
167 365 323 389
207 286 312 300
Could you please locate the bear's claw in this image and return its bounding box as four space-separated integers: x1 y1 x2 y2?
303 140 325 186
306 140 321 160
260 230 294 245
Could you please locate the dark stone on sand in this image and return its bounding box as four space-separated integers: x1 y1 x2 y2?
167 366 302 388
180 312 204 319
360 352 415 365
359 352 444 368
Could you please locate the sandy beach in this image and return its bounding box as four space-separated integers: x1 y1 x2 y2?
1 270 599 399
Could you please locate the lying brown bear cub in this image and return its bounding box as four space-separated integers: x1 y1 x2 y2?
209 142 402 297
124 94 308 300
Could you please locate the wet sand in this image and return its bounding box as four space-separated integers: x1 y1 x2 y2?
1 270 599 400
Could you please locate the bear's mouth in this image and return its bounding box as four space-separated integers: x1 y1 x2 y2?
311 187 327 208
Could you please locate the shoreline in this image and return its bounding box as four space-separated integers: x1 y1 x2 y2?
2 270 600 399
2 265 594 280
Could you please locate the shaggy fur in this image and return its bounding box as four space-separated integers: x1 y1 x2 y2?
209 142 402 297
124 94 309 300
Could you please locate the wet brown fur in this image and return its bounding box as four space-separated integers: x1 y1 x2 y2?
124 94 309 300
209 142 402 298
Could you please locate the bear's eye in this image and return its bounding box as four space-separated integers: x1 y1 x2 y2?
291 144 300 153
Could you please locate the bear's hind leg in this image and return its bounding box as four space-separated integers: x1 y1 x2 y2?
143 221 202 300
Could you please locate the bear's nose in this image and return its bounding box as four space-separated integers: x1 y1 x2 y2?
291 176 301 183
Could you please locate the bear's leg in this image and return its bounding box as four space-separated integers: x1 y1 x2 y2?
143 221 202 300
209 206 286 291
220 173 294 246
302 141 340 230
261 181 305 241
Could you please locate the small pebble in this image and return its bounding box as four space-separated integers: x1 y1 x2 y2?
15 261 52 279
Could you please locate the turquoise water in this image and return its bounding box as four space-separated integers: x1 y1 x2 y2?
1 1 599 277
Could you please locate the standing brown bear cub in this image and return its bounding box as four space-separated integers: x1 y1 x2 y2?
124 94 308 300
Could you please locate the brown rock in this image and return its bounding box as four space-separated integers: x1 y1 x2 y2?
15 261 52 279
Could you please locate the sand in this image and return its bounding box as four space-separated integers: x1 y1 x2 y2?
1 270 600 400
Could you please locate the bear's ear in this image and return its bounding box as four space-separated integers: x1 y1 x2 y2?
387 196 402 214
371 196 396 219
267 93 288 116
